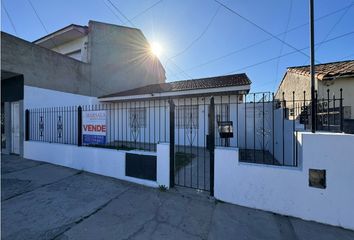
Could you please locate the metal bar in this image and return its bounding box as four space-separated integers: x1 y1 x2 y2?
333 93 336 129
190 97 193 187
327 89 330 131
154 99 156 150
159 99 161 142
196 97 199 189
310 0 316 133
209 97 215 196
244 93 247 153
169 99 175 188
253 93 256 163
165 99 167 142
282 92 285 165
315 90 318 131
292 91 295 166
340 88 343 132
272 93 275 164
203 97 206 190
183 98 186 187
236 94 239 148
262 93 265 163
77 106 82 146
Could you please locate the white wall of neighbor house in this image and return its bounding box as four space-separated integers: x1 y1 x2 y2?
24 86 100 146
24 141 170 188
24 85 98 109
51 36 88 62
318 77 354 119
214 132 354 230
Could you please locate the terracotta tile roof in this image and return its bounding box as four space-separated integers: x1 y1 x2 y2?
100 73 251 98
287 60 354 80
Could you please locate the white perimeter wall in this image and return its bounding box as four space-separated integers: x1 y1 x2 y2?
214 132 354 230
24 85 98 109
24 141 170 188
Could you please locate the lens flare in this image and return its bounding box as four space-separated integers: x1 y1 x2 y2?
150 42 162 57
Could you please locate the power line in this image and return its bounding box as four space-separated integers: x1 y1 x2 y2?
166 57 194 79
339 53 354 60
224 31 354 74
26 0 112 93
169 5 221 59
107 0 136 27
130 0 164 21
168 3 353 78
27 0 49 34
26 0 63 52
102 0 124 24
214 0 315 62
314 4 352 52
302 3 353 65
2 3 18 35
274 0 293 88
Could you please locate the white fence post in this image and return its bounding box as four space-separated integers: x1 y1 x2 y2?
157 143 170 188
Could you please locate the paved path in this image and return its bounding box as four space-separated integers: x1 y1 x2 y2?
1 154 354 240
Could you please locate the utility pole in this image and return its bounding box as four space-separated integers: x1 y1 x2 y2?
310 0 316 133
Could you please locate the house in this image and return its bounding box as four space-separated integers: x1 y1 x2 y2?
98 73 252 150
1 20 165 156
33 21 166 95
275 60 354 132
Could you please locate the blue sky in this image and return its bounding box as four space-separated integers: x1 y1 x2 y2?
1 0 354 92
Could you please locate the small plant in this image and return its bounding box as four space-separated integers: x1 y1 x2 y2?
158 185 168 192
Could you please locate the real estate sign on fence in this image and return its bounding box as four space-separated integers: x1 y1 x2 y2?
83 111 107 144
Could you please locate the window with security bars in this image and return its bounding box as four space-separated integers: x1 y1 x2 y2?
176 105 199 129
129 108 146 128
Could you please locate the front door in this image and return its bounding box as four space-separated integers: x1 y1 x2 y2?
11 102 20 154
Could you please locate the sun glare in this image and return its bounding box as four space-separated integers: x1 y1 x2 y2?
150 42 163 57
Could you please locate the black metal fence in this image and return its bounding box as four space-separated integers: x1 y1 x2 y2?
26 106 78 145
26 100 171 152
25 89 345 169
283 89 344 133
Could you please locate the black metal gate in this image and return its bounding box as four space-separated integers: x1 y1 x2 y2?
170 97 215 194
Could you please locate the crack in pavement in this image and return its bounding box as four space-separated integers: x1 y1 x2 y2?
2 170 84 202
1 162 47 175
121 191 165 240
273 214 298 240
51 186 133 240
205 201 218 240
122 192 212 240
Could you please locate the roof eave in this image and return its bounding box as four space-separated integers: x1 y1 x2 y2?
99 85 251 102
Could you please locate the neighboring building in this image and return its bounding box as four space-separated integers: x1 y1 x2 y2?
1 20 165 156
34 24 89 62
275 60 354 131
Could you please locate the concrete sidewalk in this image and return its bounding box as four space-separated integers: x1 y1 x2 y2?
1 154 354 240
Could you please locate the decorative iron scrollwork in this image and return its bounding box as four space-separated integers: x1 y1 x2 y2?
57 116 63 138
39 116 44 137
